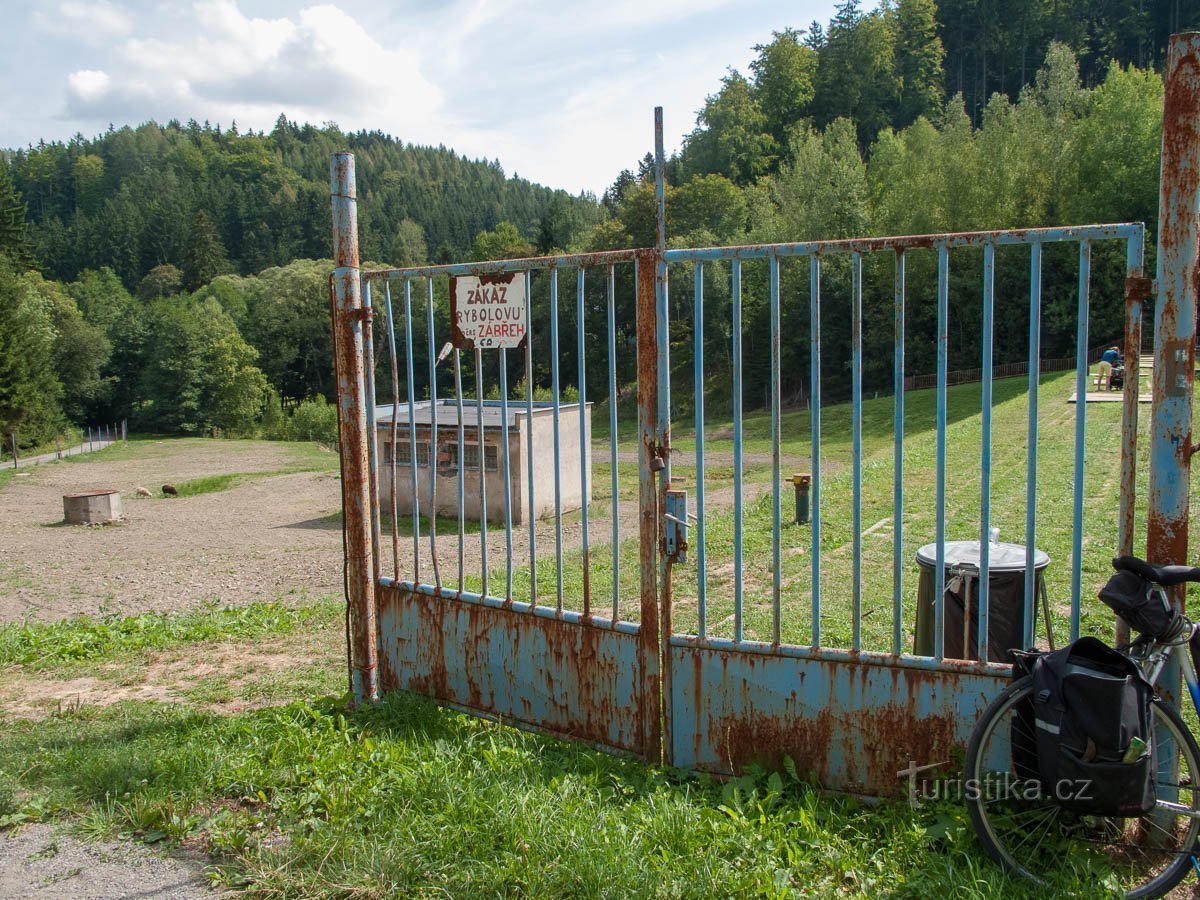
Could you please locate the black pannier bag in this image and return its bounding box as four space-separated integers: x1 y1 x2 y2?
1098 569 1178 638
1031 636 1156 816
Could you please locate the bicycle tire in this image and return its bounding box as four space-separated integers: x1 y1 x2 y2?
965 676 1200 898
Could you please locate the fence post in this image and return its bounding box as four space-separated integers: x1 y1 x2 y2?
1147 32 1200 707
330 151 379 705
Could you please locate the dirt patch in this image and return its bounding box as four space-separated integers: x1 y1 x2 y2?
0 440 345 624
0 823 210 898
0 635 341 720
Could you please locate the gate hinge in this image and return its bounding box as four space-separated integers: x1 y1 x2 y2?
346 306 375 324
1126 275 1153 303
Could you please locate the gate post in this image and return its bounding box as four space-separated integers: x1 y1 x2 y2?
1147 33 1200 718
636 246 663 763
331 152 379 704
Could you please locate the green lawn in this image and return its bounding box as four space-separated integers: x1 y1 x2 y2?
0 603 1047 898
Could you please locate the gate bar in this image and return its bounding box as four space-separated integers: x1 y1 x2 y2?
1071 242 1091 640
1024 243 1042 650
578 268 591 617
330 152 378 703
978 241 994 662
892 250 905 656
809 256 821 646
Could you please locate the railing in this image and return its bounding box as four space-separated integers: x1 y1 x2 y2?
662 225 1148 665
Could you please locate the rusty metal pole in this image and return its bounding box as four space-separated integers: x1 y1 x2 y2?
652 107 675 766
1147 32 1200 707
636 247 662 764
331 152 379 705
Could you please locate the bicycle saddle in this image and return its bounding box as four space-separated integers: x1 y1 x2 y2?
1113 555 1200 585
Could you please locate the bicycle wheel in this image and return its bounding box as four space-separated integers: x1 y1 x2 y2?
965 676 1200 898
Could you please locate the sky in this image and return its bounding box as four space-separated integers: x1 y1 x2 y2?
0 0 839 196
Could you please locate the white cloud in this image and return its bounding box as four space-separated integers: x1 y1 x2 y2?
34 0 133 42
64 1 442 131
66 69 111 103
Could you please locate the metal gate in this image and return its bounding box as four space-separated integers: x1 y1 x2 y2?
330 33 1200 796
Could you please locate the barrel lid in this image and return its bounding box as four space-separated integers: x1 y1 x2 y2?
915 540 1049 572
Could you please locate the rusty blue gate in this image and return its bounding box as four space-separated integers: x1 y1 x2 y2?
330 32 1200 796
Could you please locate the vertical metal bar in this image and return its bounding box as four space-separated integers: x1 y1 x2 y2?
455 350 465 592
1070 241 1091 642
694 261 707 638
851 251 862 652
978 241 995 662
500 344 513 603
770 254 782 646
329 151 377 703
362 281 381 587
892 250 905 656
426 280 441 590
935 244 949 660
1116 233 1146 646
475 348 488 599
809 255 822 646
653 108 673 764
732 258 744 643
636 247 662 762
607 265 619 621
1147 34 1200 710
525 270 537 606
550 268 564 612
384 282 401 583
1024 244 1043 651
577 267 591 618
403 279 420 581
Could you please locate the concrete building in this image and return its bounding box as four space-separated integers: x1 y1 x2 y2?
374 400 592 525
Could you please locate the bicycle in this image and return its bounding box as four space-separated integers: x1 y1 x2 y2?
965 555 1200 898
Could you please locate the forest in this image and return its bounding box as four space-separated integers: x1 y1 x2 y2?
0 0 1196 449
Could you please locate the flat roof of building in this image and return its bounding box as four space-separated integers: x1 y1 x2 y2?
374 399 590 429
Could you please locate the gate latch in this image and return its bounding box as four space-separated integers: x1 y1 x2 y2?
664 489 691 563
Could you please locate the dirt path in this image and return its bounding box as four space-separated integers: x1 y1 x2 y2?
0 440 345 624
0 824 209 898
0 436 803 625
8 439 115 469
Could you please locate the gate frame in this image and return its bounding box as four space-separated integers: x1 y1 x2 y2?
330 32 1200 794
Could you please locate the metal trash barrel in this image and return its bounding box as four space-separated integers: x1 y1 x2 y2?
912 540 1049 663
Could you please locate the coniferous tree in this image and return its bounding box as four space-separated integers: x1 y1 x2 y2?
0 163 35 270
183 210 230 291
893 0 946 127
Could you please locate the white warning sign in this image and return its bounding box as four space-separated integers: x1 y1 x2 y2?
450 273 528 350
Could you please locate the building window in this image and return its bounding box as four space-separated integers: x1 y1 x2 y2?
382 442 393 463
392 440 430 467
463 443 481 470
443 442 497 471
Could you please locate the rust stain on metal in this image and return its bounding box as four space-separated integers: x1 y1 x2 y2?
377 584 641 753
1147 34 1200 612
635 248 663 763
679 648 996 796
1125 275 1153 302
330 153 378 704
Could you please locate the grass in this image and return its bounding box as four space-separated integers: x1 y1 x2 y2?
0 609 1048 896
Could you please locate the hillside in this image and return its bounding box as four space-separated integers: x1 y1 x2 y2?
6 117 603 290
